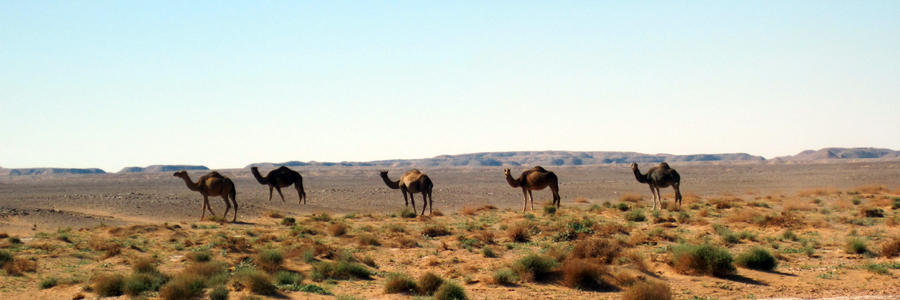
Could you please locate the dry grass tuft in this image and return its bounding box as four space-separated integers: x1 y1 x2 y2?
459 206 477 216
560 259 610 289
797 187 839 197
89 237 122 258
507 222 532 243
621 280 673 300
881 238 900 258
857 184 889 195
784 202 818 212
358 234 381 246
264 210 284 218
328 223 348 237
574 197 589 203
422 223 451 237
570 238 624 264
619 193 643 203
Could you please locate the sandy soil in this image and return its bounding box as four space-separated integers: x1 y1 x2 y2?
0 161 899 299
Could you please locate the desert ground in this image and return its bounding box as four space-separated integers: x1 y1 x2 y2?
1 161 900 299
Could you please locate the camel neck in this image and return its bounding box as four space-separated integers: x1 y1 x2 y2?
179 175 201 191
505 173 522 188
380 174 400 189
632 168 649 184
251 168 268 185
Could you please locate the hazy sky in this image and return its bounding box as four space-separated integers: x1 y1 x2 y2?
2 1 899 172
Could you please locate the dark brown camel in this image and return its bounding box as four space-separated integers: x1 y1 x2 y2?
251 166 307 204
631 162 682 209
504 166 561 212
380 169 434 215
173 171 238 222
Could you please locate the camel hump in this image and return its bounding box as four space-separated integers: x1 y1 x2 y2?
532 166 547 172
658 162 671 169
208 171 224 177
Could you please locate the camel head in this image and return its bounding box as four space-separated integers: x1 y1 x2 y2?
173 171 187 178
630 163 638 170
503 169 511 176
379 170 389 176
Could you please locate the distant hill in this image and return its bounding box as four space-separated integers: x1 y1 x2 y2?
2 168 106 176
776 148 900 161
118 165 210 173
245 151 766 169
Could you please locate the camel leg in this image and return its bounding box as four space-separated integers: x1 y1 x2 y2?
229 191 238 222
275 186 286 202
296 186 305 204
521 189 529 212
654 187 661 210
221 195 231 221
527 190 535 210
428 191 433 215
268 186 274 201
409 192 418 215
402 190 409 207
551 184 561 208
419 192 428 215
648 186 657 210
201 195 217 220
673 183 682 206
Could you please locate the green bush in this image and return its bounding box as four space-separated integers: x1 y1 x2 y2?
512 254 559 282
384 273 417 294
617 203 630 211
257 249 284 274
0 251 12 266
735 247 778 271
847 238 868 254
669 244 736 276
434 282 468 300
491 268 517 285
275 271 304 285
123 272 168 296
622 280 672 300
543 205 557 216
482 247 496 258
400 207 418 218
39 277 57 289
209 285 229 300
624 209 646 222
189 250 211 263
310 261 373 281
280 217 296 226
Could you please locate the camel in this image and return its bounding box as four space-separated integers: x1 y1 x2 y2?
631 162 682 210
504 166 561 212
250 166 307 204
380 169 434 215
173 171 238 222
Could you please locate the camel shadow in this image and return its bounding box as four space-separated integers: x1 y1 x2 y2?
720 274 768 286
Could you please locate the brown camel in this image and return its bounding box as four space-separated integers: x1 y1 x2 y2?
631 162 682 209
504 166 561 212
251 166 307 204
173 171 238 222
380 169 434 215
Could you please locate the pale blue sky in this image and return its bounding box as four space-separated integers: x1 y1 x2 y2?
2 1 899 172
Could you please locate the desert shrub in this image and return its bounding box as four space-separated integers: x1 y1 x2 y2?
234 268 276 295
543 205 557 215
89 238 122 258
123 272 168 296
588 204 603 213
620 193 643 202
669 244 735 276
265 210 284 218
603 201 612 208
712 224 740 245
490 268 517 285
621 280 672 300
311 213 331 222
624 210 646 222
418 272 445 295
275 271 304 285
512 254 559 282
861 207 885 218
434 282 467 300
400 207 417 218
881 238 900 257
358 234 380 246
851 198 863 205
310 261 373 281
384 273 418 294
846 238 869 254
280 217 296 226
735 247 778 271
560 259 609 289
570 238 622 264
284 284 332 294
328 223 348 237
39 277 58 289
209 285 229 300
189 250 211 263
857 184 889 194
159 274 206 300
709 198 733 209
617 203 630 211
0 251 12 267
476 230 495 244
422 223 451 237
183 261 227 281
92 273 125 297
506 223 531 243
482 247 497 258
9 237 21 244
255 249 284 274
